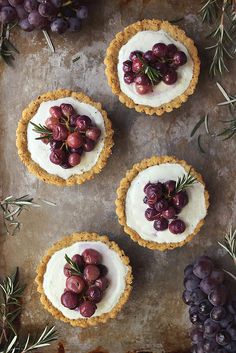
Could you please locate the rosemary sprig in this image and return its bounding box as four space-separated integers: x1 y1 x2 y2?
218 227 236 264
0 195 39 236
0 195 56 236
65 254 82 276
199 0 236 76
30 122 52 140
0 23 19 66
137 54 162 85
175 169 197 193
0 268 24 346
19 326 57 353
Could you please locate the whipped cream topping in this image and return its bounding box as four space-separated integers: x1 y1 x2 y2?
125 163 207 243
43 241 129 319
27 97 105 179
117 30 194 107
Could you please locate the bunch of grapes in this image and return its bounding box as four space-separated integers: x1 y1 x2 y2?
0 0 88 34
183 256 236 353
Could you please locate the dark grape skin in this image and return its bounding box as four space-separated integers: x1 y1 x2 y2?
8 0 23 6
68 153 81 167
190 327 204 344
145 208 159 221
210 269 225 285
227 324 236 340
134 73 151 86
79 301 96 318
82 249 102 265
152 43 167 58
208 285 228 306
28 11 48 29
85 127 101 142
66 275 85 294
97 264 108 277
200 276 218 295
204 318 220 337
83 138 95 152
38 2 57 17
153 216 168 231
210 306 227 321
24 0 38 13
184 274 201 291
172 191 188 209
95 277 109 291
50 17 68 34
15 5 28 19
162 207 176 220
220 313 234 328
124 72 135 84
49 149 65 165
216 331 231 346
202 338 218 352
193 257 213 279
198 299 213 316
155 199 168 213
68 17 81 31
189 306 205 325
86 286 102 303
83 265 100 282
19 18 34 31
123 60 132 73
61 291 79 309
0 6 17 23
225 341 236 352
190 288 206 305
169 219 186 234
184 264 194 277
76 5 88 19
173 51 187 66
76 115 92 131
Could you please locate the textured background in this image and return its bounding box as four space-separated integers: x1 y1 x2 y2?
0 0 236 352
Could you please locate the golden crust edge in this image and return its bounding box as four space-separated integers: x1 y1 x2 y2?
104 19 200 116
115 156 210 251
16 89 114 186
35 232 133 327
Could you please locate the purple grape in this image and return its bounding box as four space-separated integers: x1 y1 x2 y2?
172 190 188 209
28 11 48 29
95 277 109 291
50 0 62 7
52 124 68 141
50 17 68 34
220 313 234 328
155 199 168 213
76 5 88 19
49 149 65 165
143 50 157 63
153 216 168 231
79 301 96 318
66 275 85 294
162 207 176 220
202 338 217 352
182 289 192 305
86 286 102 303
208 286 228 306
129 50 143 61
19 18 34 30
193 257 213 279
225 341 236 352
134 73 151 86
190 327 204 344
210 306 227 321
198 299 213 315
0 6 17 23
204 318 220 338
68 17 81 31
152 42 167 57
122 60 132 73
216 331 231 346
227 301 236 315
173 50 187 66
83 138 95 152
200 276 218 295
50 140 62 150
210 269 225 285
71 254 84 269
163 68 178 85
191 288 207 305
184 274 201 291
189 306 205 325
76 115 92 131
83 265 100 282
145 208 159 221
153 62 168 76
97 264 108 277
124 72 135 84
184 264 193 277
24 0 38 12
169 219 186 234
82 249 102 265
227 324 236 340
15 5 27 18
38 2 57 17
64 263 72 277
61 291 79 309
8 0 23 6
145 182 163 198
86 127 101 141
166 44 177 58
60 6 75 17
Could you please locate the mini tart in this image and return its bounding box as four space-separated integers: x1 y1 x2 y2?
16 90 114 186
35 232 133 327
116 156 209 251
104 19 200 116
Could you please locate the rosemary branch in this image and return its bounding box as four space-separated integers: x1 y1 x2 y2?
65 254 82 276
218 227 236 264
0 23 19 66
30 122 52 140
175 169 197 193
137 54 162 85
199 0 236 76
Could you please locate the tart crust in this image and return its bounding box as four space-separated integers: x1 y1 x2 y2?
115 156 209 250
35 232 133 328
16 90 114 186
104 19 200 116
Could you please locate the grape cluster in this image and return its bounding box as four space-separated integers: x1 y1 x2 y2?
62 249 109 318
122 42 187 95
32 102 101 169
183 256 236 353
0 0 88 34
143 180 187 234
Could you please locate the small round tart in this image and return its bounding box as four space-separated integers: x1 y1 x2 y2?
116 156 209 251
35 232 133 327
104 19 200 116
16 90 114 186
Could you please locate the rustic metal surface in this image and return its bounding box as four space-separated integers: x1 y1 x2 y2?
1 0 236 352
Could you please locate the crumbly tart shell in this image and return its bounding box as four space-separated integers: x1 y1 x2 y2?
16 90 114 186
104 19 200 116
35 232 133 327
116 156 209 250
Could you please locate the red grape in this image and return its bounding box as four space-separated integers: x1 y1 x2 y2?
45 117 59 130
66 275 85 294
83 265 100 282
135 84 152 95
82 249 102 265
79 300 96 317
61 291 79 309
85 127 101 142
68 153 81 167
67 132 84 148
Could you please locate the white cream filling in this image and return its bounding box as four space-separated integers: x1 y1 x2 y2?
27 97 105 179
43 241 128 319
117 30 194 107
125 163 207 243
